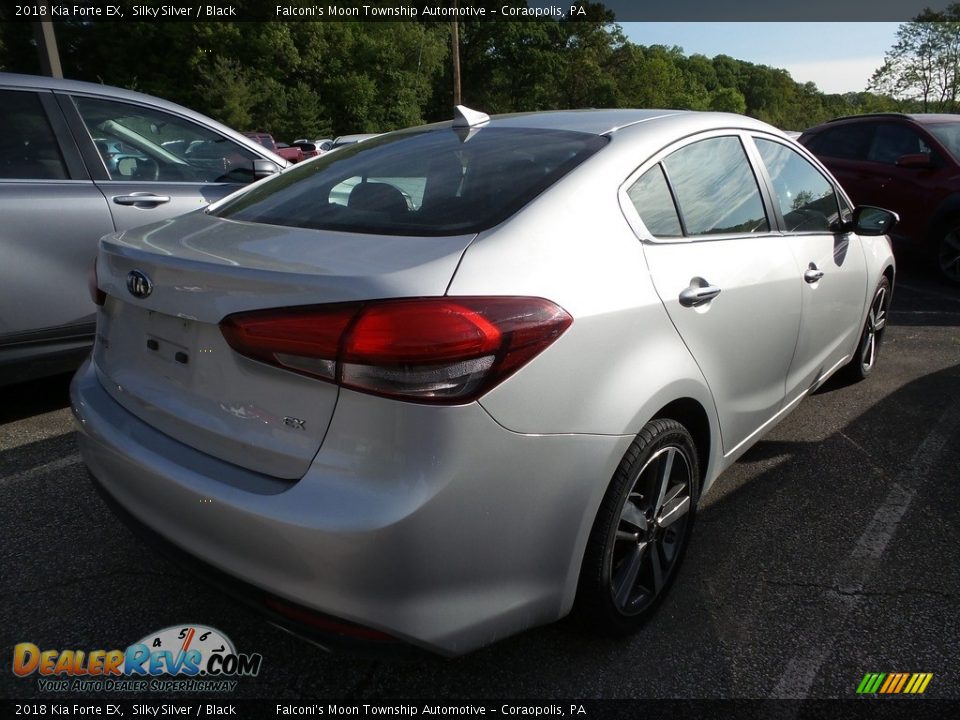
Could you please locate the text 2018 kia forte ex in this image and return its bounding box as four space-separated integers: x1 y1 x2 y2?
72 108 897 655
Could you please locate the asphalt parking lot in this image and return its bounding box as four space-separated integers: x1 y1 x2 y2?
1 254 958 701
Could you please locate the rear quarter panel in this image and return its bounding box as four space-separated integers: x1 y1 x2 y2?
445 133 722 487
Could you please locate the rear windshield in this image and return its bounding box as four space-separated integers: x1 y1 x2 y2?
212 127 608 236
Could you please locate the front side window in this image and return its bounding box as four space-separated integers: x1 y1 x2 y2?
926 122 960 162
867 124 932 164
661 136 769 236
0 90 68 180
74 97 259 184
213 128 608 236
756 139 840 233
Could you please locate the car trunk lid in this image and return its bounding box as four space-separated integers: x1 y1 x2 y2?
93 211 475 479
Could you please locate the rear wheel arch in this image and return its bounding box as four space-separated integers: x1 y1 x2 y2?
574 416 701 633
926 193 960 248
930 213 960 283
569 397 711 613
652 398 711 493
883 264 895 291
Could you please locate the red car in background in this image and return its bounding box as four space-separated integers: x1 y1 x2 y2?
290 141 320 160
243 132 303 163
800 113 960 284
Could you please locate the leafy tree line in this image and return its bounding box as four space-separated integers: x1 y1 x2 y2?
870 3 960 112
0 8 938 140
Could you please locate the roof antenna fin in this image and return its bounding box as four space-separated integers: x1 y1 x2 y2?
453 105 490 128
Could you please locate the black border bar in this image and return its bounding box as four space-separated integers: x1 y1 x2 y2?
1 0 955 23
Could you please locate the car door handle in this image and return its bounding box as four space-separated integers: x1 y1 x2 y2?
679 283 722 307
804 265 825 284
112 194 171 207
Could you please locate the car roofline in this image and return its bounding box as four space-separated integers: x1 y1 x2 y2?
406 109 781 138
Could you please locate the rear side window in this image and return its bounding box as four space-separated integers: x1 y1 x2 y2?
213 128 608 236
805 124 874 161
0 90 68 180
661 136 769 236
627 164 682 237
756 139 840 232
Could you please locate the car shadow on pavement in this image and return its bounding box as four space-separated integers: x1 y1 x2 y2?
0 372 74 425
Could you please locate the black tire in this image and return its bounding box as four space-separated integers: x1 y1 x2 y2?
843 275 891 382
937 224 960 284
576 418 700 635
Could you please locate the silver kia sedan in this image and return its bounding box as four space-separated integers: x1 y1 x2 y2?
71 108 896 655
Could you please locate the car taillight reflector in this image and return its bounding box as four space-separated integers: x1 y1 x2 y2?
264 597 395 642
220 297 572 404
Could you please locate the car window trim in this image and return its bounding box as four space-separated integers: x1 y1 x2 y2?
55 92 112 181
655 161 689 237
618 129 779 244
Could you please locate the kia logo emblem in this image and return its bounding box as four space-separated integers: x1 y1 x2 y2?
126 270 153 299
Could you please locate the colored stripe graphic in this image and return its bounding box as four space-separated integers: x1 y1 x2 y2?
857 673 886 694
857 673 932 694
879 674 897 693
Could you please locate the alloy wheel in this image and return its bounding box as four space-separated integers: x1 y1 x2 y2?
860 284 888 373
939 230 960 284
609 444 693 615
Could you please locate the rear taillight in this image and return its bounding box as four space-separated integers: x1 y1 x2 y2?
220 297 572 404
88 259 106 306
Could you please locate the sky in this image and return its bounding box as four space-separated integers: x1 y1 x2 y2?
620 23 901 94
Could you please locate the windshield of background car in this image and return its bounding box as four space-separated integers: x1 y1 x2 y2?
925 123 960 161
211 128 608 236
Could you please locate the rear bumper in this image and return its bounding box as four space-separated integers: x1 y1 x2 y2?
71 358 630 655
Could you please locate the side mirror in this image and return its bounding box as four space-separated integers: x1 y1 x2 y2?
252 158 281 180
895 153 933 169
851 206 898 236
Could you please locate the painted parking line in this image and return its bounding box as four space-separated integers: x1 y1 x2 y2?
769 398 960 699
890 310 960 317
0 453 82 485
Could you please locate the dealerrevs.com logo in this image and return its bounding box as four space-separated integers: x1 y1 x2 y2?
13 625 262 693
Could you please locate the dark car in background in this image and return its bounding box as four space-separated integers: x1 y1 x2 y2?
0 72 286 386
800 113 960 284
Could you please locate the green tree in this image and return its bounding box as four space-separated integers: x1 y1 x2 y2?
870 6 960 112
709 87 747 114
0 9 904 137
